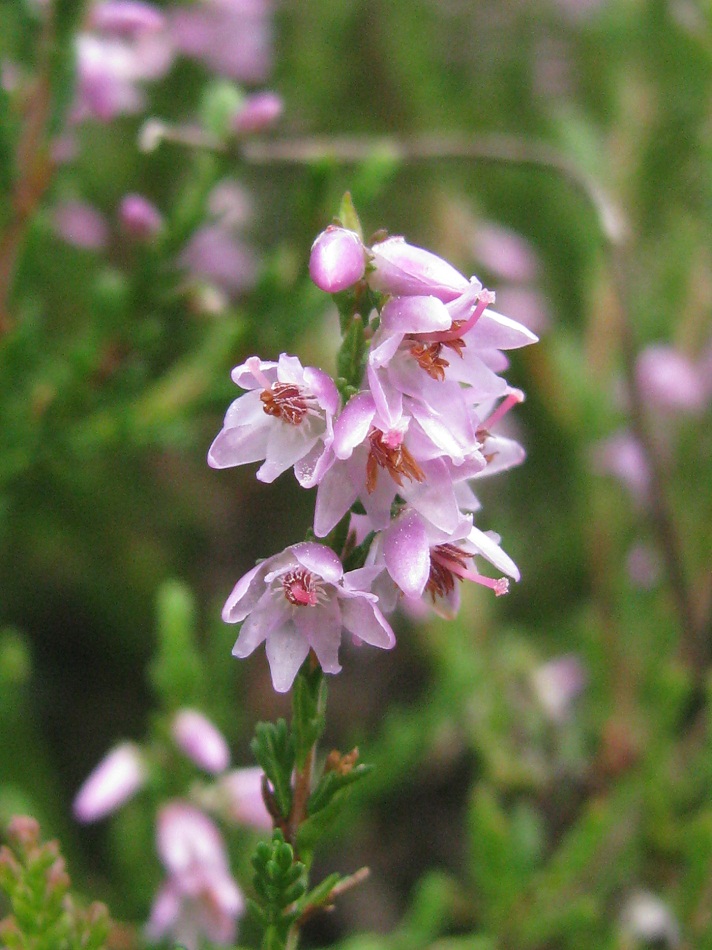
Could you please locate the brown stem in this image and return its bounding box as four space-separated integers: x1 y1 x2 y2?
286 744 315 855
0 9 56 332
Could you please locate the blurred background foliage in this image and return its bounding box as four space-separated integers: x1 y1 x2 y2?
0 0 711 947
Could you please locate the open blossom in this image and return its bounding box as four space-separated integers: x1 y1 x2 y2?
208 354 339 486
368 235 470 301
369 508 520 617
224 542 395 692
147 801 244 950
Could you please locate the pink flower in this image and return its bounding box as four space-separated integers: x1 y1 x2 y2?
636 344 707 415
218 767 272 829
172 709 231 774
208 354 339 487
224 542 395 692
169 0 273 83
89 1 166 36
371 508 519 618
309 226 366 293
368 236 470 301
233 90 283 134
314 391 476 538
179 224 258 295
73 742 146 822
147 801 244 950
531 655 586 723
54 201 109 250
118 193 163 239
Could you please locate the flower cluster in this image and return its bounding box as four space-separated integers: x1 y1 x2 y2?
210 215 537 693
73 708 270 949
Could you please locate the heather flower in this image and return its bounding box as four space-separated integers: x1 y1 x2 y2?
370 508 519 618
217 767 272 829
314 391 475 537
309 226 366 293
169 0 273 83
54 201 109 250
73 742 146 822
118 193 163 239
619 891 681 947
636 344 707 415
223 542 395 692
179 223 258 296
147 801 244 950
368 235 470 301
73 23 172 123
172 709 231 774
233 90 283 134
594 430 651 504
531 655 586 723
208 354 339 487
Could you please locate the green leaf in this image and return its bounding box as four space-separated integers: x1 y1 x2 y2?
338 192 363 239
251 720 295 819
307 762 374 816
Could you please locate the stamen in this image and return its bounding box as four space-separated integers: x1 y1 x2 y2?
366 429 426 493
481 389 524 430
408 341 450 381
281 568 324 607
260 382 311 425
427 544 510 600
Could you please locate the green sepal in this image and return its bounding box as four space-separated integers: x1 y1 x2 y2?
307 762 374 816
292 662 327 769
250 720 295 819
337 192 363 239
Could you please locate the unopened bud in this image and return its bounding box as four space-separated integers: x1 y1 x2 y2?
309 226 365 293
171 709 230 774
73 743 146 823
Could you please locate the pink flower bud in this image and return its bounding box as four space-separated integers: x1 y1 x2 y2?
368 236 469 301
218 767 272 829
171 709 230 774
73 742 146 822
233 91 283 134
118 193 163 239
54 201 109 250
309 226 365 293
636 344 707 415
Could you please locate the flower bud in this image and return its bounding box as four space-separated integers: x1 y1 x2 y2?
309 226 365 293
118 193 163 239
233 91 283 134
217 767 272 829
368 236 469 301
171 709 230 774
73 742 146 822
636 344 707 415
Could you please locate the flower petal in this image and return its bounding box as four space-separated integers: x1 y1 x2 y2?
340 594 395 649
383 510 430 597
265 624 311 693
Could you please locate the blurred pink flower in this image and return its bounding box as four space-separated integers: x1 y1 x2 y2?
172 709 231 774
233 90 283 134
54 200 109 250
179 224 258 294
73 742 146 822
593 429 651 504
218 767 272 829
626 543 661 590
469 221 540 285
531 655 586 723
636 344 708 415
119 193 163 239
169 0 273 83
147 801 244 950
